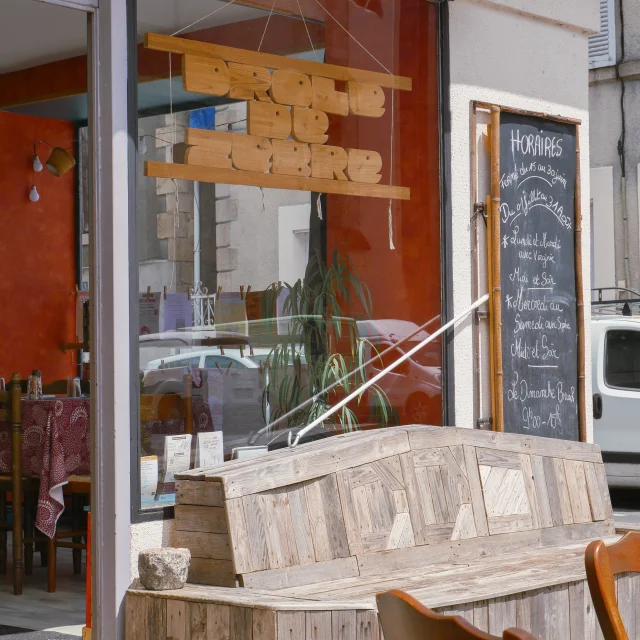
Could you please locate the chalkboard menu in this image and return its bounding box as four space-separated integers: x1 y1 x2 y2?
499 112 579 440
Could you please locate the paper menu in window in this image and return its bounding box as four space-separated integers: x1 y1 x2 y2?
139 292 161 335
163 434 192 484
195 431 224 469
140 455 158 506
163 292 193 332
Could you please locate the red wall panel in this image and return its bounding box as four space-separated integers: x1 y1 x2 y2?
0 112 76 382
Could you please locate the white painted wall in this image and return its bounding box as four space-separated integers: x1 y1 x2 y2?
449 0 598 441
278 204 311 285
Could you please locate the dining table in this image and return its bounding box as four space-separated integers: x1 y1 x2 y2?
0 393 215 537
0 397 90 538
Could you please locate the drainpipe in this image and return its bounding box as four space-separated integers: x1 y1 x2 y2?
194 180 201 284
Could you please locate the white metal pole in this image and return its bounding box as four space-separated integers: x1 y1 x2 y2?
289 294 490 447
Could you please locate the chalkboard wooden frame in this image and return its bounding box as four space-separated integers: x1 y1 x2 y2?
478 102 586 443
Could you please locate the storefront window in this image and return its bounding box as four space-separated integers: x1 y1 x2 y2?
133 0 442 512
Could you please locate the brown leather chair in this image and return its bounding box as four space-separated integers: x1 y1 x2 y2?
376 590 537 640
585 533 640 640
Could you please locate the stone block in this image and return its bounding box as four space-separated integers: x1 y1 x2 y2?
217 247 238 272
166 192 195 214
217 271 233 290
216 222 231 248
177 261 194 286
138 548 190 591
156 177 192 196
215 184 231 199
157 213 175 240
216 198 238 223
168 237 194 262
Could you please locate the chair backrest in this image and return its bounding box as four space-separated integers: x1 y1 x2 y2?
0 373 21 425
376 590 537 640
585 532 640 640
0 373 22 479
140 373 193 433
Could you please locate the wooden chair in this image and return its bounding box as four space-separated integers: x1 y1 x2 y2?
376 590 537 640
47 475 89 593
0 373 25 595
585 532 640 640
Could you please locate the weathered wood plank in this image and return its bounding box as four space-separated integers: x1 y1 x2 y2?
407 427 603 461
488 596 516 635
563 460 592 524
520 454 541 529
399 452 428 545
210 429 410 498
230 606 253 640
515 592 531 631
487 514 533 535
126 595 147 640
278 612 306 640
463 446 489 536
306 612 332 640
189 602 207 640
173 531 232 561
542 456 565 527
262 489 300 569
357 529 541 577
476 448 521 469
425 466 450 524
473 601 489 633
553 457 575 525
253 608 278 640
243 493 270 571
305 475 350 562
568 581 585 640
206 603 230 640
225 497 254 574
167 600 188 640
584 462 607 522
332 611 357 640
539 521 614 546
176 480 223 506
242 557 359 590
442 447 471 503
412 448 446 467
594 462 614 520
174 505 228 534
414 466 438 526
288 482 317 565
188 558 236 587
356 610 380 640
530 455 554 528
616 573 637 640
150 596 167 639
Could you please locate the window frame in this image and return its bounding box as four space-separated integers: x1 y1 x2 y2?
604 328 640 391
128 0 452 523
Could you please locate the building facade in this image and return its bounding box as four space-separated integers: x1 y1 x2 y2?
0 1 599 638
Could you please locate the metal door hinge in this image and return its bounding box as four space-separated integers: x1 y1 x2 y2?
476 418 493 429
473 202 487 222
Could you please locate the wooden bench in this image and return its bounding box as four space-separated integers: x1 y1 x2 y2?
126 426 625 639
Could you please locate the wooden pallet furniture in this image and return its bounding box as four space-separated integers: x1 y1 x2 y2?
126 426 622 639
376 589 536 640
585 531 640 640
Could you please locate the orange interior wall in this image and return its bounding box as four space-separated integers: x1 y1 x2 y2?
325 0 441 327
0 112 76 382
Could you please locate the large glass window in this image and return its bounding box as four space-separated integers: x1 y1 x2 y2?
133 0 442 512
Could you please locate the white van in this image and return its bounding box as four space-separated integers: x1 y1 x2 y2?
592 311 640 487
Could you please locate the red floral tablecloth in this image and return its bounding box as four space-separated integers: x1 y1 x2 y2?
0 395 214 537
0 398 90 539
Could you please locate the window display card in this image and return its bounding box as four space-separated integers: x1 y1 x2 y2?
139 291 161 335
163 434 192 484
195 431 224 468
140 455 159 506
163 292 193 332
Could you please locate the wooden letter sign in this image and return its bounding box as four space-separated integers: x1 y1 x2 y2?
144 33 411 201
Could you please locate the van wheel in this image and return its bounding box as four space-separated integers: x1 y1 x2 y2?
405 393 435 424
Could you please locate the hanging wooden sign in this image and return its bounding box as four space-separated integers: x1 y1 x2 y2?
144 33 411 201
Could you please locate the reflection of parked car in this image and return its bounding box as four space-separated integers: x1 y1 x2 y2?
357 320 442 423
146 348 272 373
